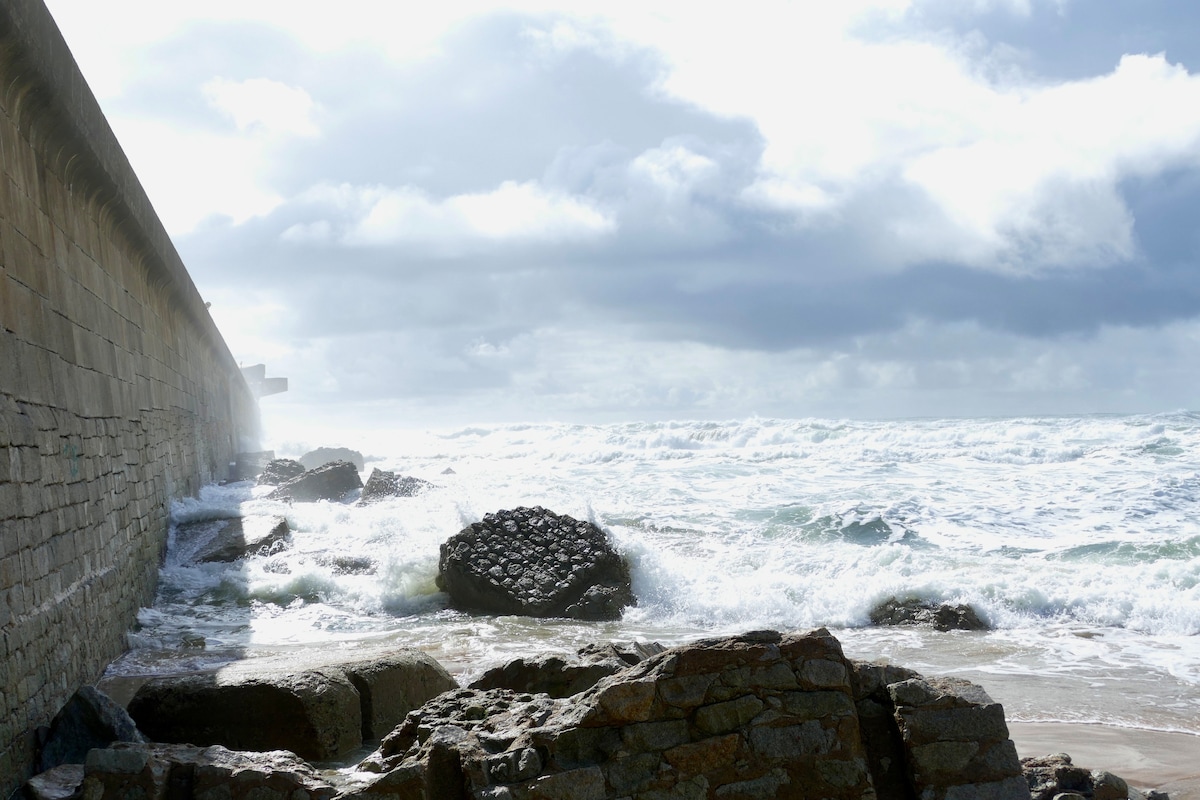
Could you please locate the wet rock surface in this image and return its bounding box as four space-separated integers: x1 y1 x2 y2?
268 460 363 503
436 506 635 620
469 641 666 698
175 515 290 563
126 647 457 761
358 468 433 504
299 446 365 471
869 596 990 631
256 457 306 486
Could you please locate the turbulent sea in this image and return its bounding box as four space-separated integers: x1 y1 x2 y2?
107 413 1200 735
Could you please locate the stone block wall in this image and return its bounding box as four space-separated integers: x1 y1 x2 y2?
0 1 258 794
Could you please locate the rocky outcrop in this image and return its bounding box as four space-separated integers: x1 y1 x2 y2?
300 447 365 472
127 647 457 760
436 506 635 620
353 628 1028 800
470 642 666 698
80 743 335 800
1023 753 1138 800
36 685 145 772
174 515 290 563
358 468 433 504
268 460 363 503
869 597 990 631
257 458 306 486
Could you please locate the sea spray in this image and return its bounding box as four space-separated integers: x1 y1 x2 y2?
107 412 1200 732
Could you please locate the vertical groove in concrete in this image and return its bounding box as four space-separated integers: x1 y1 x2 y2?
0 1 259 793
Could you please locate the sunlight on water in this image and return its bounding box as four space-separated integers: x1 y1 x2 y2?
108 412 1200 733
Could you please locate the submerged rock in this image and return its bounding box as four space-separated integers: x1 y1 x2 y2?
358 468 432 504
436 506 635 620
470 641 666 698
268 460 363 503
256 457 306 486
869 596 990 631
299 446 365 472
127 647 457 760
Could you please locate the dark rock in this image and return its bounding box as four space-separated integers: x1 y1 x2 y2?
36 685 145 772
175 515 290 563
80 743 335 800
23 764 83 800
357 628 1024 800
470 641 666 698
256 458 306 486
869 596 990 631
299 446 365 471
358 468 432 504
315 554 377 575
436 506 635 620
231 451 275 482
1022 753 1139 800
127 646 457 760
268 460 363 503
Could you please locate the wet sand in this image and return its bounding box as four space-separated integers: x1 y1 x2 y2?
1009 722 1200 797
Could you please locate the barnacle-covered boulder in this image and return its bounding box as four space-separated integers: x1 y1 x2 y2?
436 506 635 620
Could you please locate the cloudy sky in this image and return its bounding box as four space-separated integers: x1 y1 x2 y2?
41 0 1200 429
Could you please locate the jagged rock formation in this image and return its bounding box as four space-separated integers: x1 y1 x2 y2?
127 648 457 761
268 460 363 503
437 506 635 620
470 642 666 698
174 515 290 563
352 628 1028 799
358 468 433 504
36 686 145 773
1023 753 1135 800
868 597 990 632
256 458 306 486
299 447 365 472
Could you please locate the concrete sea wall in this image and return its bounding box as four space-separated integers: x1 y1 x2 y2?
0 1 259 793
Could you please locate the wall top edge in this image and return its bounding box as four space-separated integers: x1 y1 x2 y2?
0 0 250 388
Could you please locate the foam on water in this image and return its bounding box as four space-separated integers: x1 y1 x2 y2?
109 412 1200 733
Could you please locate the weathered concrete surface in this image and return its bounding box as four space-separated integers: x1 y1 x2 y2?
0 0 258 792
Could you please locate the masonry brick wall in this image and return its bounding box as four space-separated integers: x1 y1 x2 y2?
0 2 258 794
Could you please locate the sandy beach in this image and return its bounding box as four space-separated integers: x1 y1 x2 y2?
1009 722 1200 797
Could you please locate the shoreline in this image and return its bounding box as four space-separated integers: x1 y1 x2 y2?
1009 721 1200 795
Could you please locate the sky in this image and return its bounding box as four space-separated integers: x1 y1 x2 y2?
40 0 1200 430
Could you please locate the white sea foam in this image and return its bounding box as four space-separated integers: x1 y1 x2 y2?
110 412 1200 732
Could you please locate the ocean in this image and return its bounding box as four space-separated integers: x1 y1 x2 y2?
106 413 1200 736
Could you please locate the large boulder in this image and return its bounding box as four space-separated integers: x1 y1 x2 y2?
354 629 1029 800
256 458 306 486
174 515 290 563
299 447 365 472
268 460 363 503
79 743 335 800
358 468 432 504
436 506 635 620
869 596 990 631
127 647 457 760
36 686 145 772
470 641 665 698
